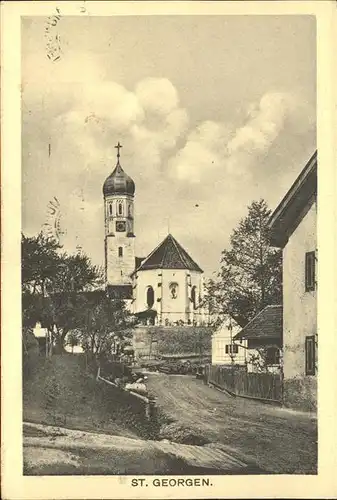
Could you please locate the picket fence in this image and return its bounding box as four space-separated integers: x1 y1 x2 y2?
205 364 282 403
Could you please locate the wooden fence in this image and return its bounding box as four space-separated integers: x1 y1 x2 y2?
205 365 282 403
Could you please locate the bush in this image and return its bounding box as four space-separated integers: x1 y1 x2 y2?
22 329 40 380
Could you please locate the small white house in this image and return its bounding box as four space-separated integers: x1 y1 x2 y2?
33 322 47 338
211 316 247 366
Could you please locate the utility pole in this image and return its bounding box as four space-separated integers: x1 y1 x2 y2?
229 318 235 391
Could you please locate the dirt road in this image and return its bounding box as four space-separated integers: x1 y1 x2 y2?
23 422 256 475
147 373 317 474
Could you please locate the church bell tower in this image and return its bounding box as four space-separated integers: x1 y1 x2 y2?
103 142 135 297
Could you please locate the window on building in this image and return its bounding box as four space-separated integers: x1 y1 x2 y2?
225 344 238 355
305 335 316 375
109 203 113 216
146 286 154 308
118 202 123 215
191 286 197 310
118 246 123 257
265 347 280 365
305 251 316 291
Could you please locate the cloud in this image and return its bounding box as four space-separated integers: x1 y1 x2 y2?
22 67 315 272
167 91 315 184
135 78 180 116
227 91 314 155
168 120 230 183
22 76 189 257
51 77 188 172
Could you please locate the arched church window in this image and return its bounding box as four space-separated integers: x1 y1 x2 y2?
146 286 154 308
109 203 113 216
118 246 123 257
191 286 197 310
118 202 123 215
169 282 178 300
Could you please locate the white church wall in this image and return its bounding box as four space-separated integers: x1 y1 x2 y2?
189 271 205 324
134 269 204 325
104 189 135 286
160 269 190 324
133 268 160 315
106 234 135 285
133 268 204 325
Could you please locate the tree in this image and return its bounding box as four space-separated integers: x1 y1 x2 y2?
77 293 134 360
47 253 104 295
247 345 282 373
208 200 282 327
42 254 104 353
66 331 80 353
21 233 61 295
21 233 105 352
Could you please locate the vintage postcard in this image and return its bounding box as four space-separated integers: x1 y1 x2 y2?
1 0 336 499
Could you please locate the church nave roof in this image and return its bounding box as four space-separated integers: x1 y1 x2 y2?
135 234 203 273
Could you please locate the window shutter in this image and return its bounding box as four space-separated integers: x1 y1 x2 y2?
305 336 316 375
305 251 316 291
225 345 229 354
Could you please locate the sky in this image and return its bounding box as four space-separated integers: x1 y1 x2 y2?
21 14 316 277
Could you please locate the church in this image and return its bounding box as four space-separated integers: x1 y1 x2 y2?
102 143 205 326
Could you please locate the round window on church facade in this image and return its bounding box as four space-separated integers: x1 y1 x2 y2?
146 286 155 308
169 282 178 300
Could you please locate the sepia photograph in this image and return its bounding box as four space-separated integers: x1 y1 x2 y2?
20 11 318 477
2 1 336 498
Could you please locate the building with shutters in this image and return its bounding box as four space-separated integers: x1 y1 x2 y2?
102 143 205 327
211 316 247 367
233 305 282 374
269 151 317 411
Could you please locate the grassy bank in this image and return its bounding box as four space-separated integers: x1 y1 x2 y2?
23 354 145 439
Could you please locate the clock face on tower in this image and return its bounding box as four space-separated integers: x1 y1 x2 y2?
116 220 126 232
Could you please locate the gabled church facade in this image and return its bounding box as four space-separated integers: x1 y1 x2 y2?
102 143 205 326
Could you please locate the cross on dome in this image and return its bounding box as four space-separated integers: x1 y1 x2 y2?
103 142 135 197
115 141 123 163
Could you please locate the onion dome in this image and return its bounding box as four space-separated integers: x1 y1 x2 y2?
103 142 135 197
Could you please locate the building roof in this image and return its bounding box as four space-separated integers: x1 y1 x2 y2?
268 151 317 248
134 308 157 318
106 284 133 300
135 257 146 269
103 161 135 197
234 305 282 341
134 234 203 273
